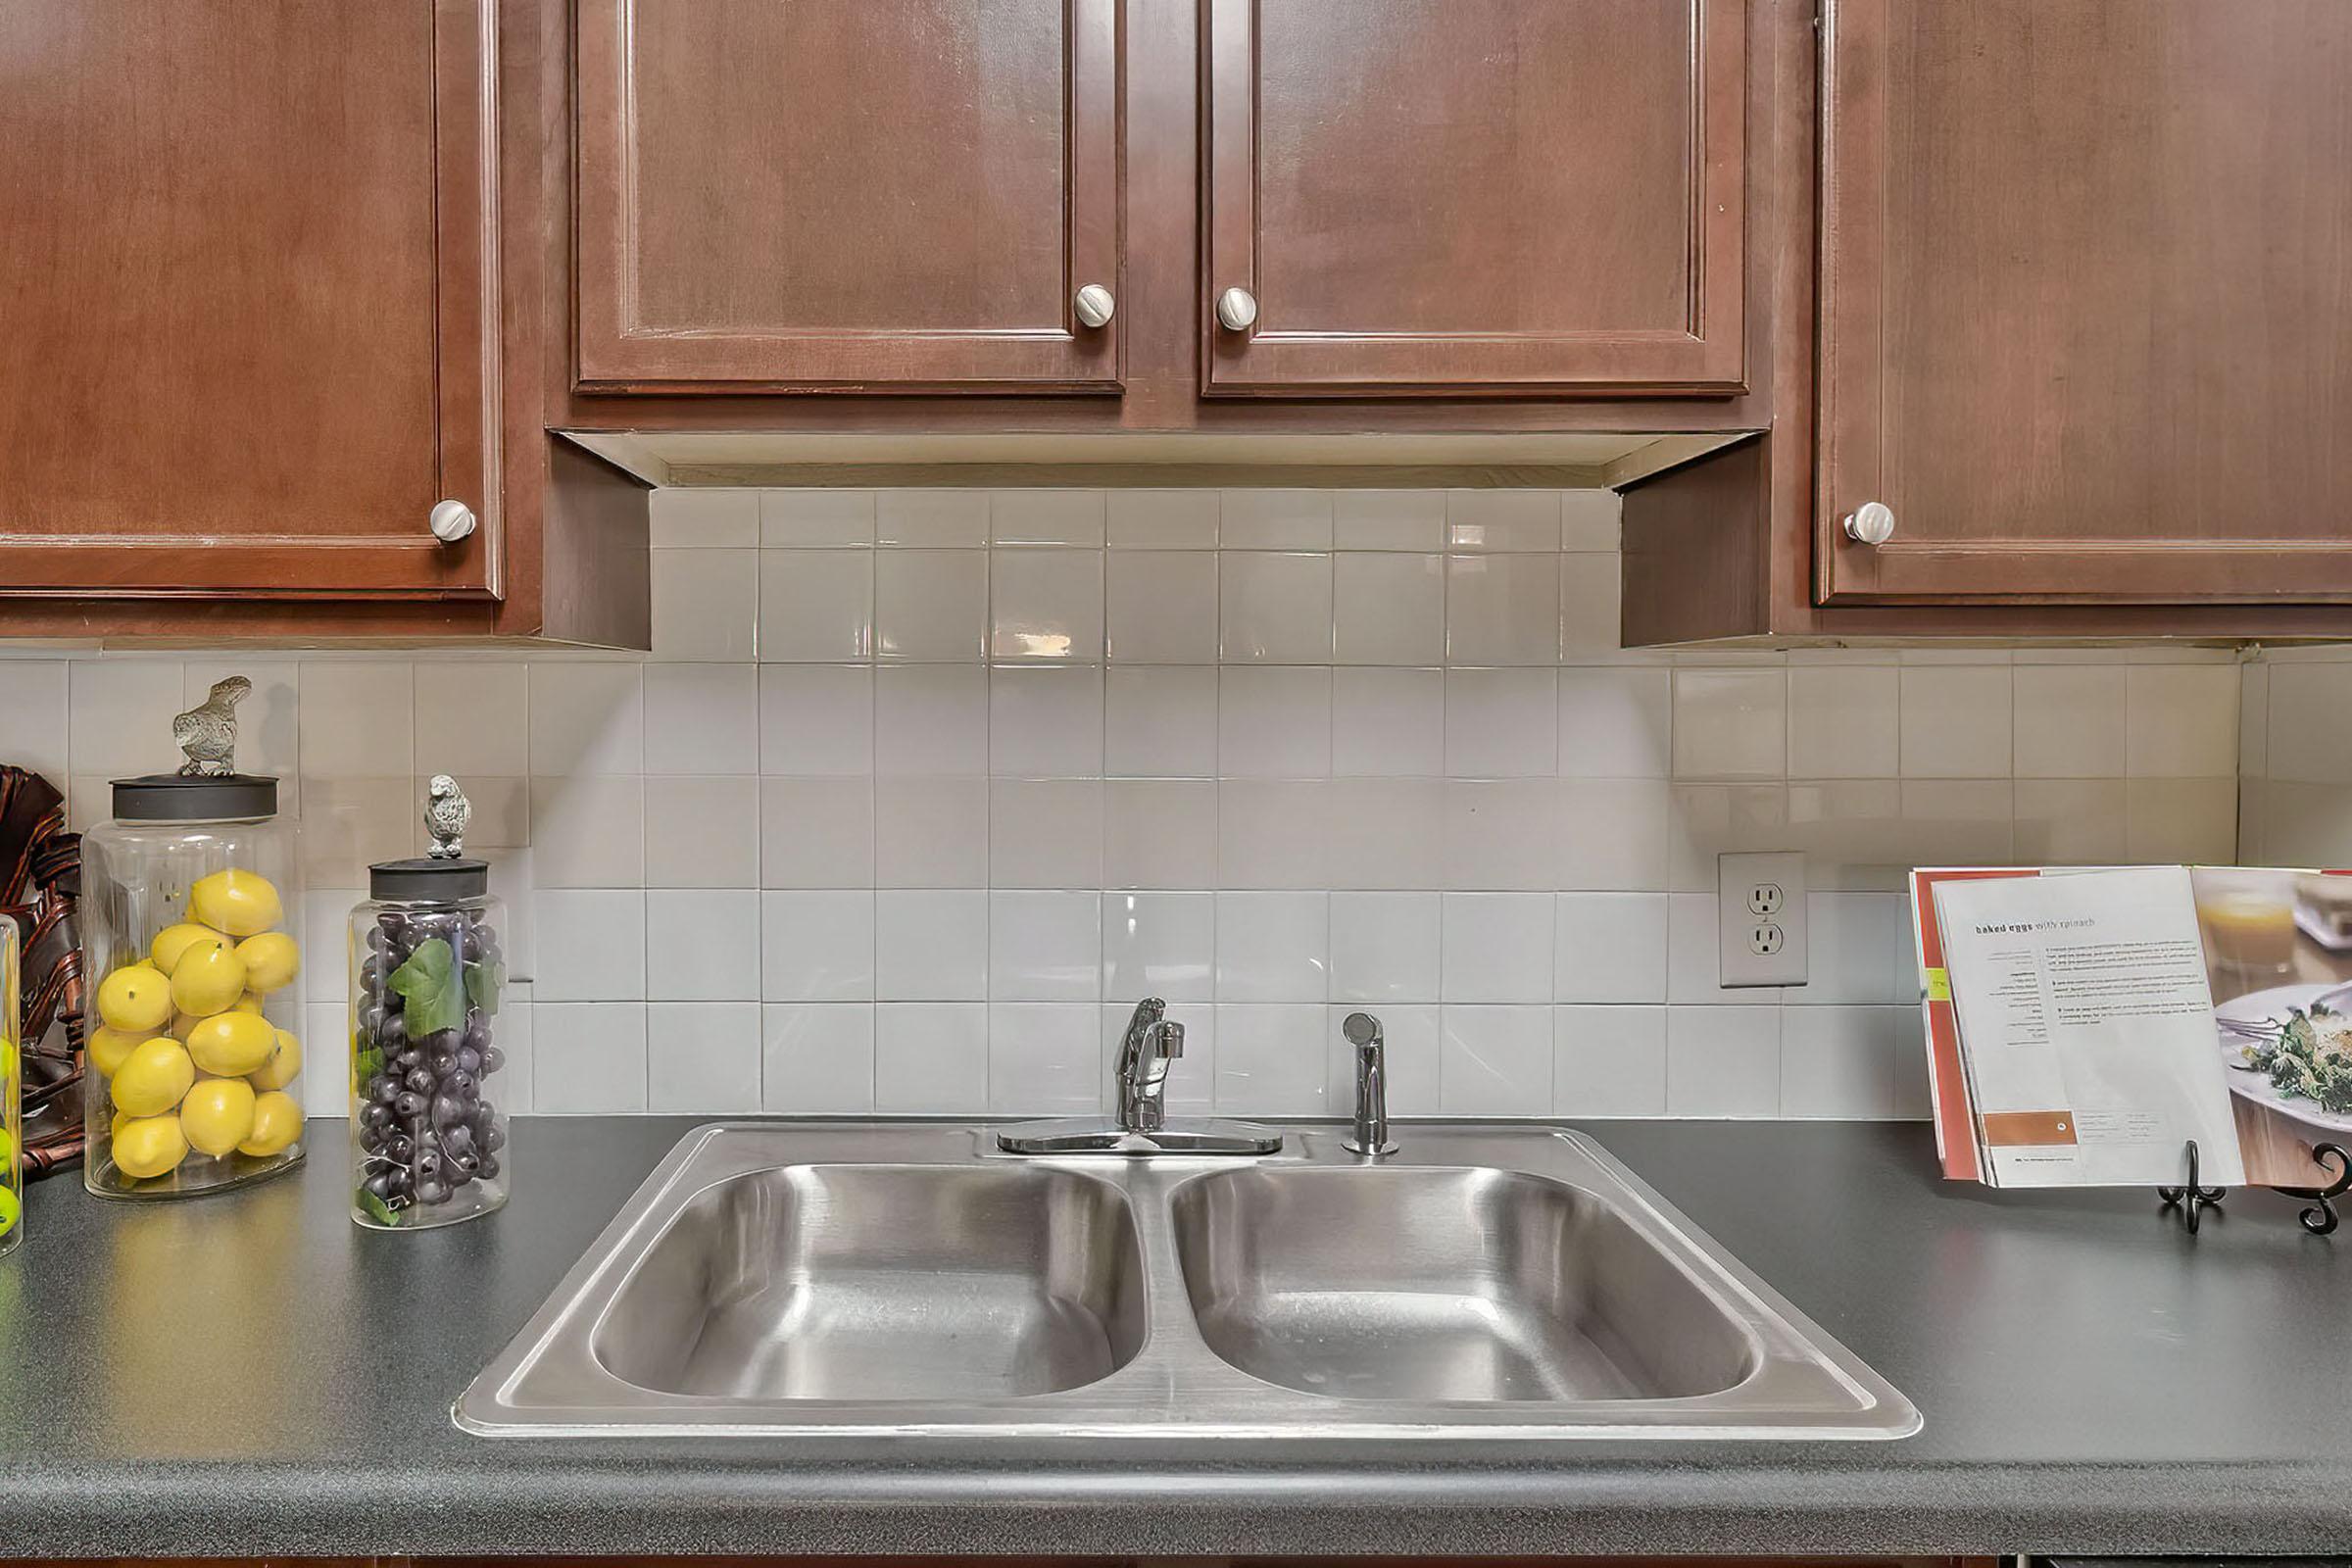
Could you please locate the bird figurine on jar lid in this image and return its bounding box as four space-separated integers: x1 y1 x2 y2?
423 774 471 859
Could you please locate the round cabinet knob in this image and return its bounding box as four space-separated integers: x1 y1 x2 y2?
1842 501 1895 546
428 499 478 544
1072 283 1115 329
1215 286 1258 332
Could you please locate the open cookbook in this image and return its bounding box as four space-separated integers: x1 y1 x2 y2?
1911 864 2352 1189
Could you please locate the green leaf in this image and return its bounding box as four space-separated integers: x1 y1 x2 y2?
389 937 465 1039
466 957 505 1017
352 1042 384 1097
356 1190 399 1228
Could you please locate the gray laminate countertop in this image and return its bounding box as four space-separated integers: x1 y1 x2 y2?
3 1116 2347 1558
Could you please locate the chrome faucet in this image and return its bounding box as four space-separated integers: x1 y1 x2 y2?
996 998 1281 1155
1114 997 1184 1133
1342 1011 1396 1156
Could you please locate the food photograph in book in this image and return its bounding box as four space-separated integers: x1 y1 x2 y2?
2198 868 2352 1188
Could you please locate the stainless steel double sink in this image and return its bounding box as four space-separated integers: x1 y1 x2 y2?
459 1122 1917 1440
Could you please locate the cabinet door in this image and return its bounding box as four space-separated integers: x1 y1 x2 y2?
575 0 1120 393
1819 0 2352 604
1200 0 1747 397
0 0 499 600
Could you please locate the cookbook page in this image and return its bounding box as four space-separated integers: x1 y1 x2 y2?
1934 865 2243 1187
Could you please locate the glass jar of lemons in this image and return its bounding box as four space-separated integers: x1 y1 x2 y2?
1 915 21 1252
80 774 305 1199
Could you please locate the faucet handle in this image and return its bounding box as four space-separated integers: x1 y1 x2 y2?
1152 1019 1186 1058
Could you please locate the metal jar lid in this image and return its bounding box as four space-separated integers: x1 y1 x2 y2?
110 772 279 822
369 856 491 901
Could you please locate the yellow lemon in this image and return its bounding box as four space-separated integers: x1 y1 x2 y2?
150 922 226 975
178 1076 258 1157
249 1029 303 1093
168 939 248 1017
113 1113 189 1180
111 1037 195 1117
185 1010 276 1077
239 1092 303 1158
235 931 301 994
96 962 172 1033
89 1025 145 1078
188 868 282 938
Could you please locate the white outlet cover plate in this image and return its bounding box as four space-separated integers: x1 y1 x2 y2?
1718 851 1808 988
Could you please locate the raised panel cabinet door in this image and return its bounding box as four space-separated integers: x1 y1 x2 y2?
1819 0 2352 605
1200 0 1747 397
575 0 1121 393
0 0 500 600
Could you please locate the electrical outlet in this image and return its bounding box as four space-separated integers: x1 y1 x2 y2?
1719 851 1808 988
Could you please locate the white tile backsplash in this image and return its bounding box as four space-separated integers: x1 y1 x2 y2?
21 486 2258 1118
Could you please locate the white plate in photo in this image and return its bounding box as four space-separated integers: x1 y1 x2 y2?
2215 981 2352 1135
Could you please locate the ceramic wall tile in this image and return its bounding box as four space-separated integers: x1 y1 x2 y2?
1553 1005 1668 1116
647 1002 764 1112
762 1003 876 1111
873 549 988 662
532 1002 648 1113
1328 891 1442 1004
1665 1004 1782 1116
643 775 760 887
646 888 761 1001
1787 666 1899 779
1446 554 1560 665
761 890 876 1002
760 489 875 546
1557 667 1671 779
1220 489 1333 550
1106 489 1219 550
1333 552 1446 666
1221 552 1334 663
761 665 874 776
644 664 759 775
413 661 528 776
876 490 988 548
990 548 1103 661
651 488 758 548
1106 550 1219 663
990 489 1105 547
873 1004 988 1112
2013 664 2129 778
1333 490 1444 551
1899 666 2012 779
1102 891 1215 1003
1553 893 1669 1003
758 549 873 662
0 662 68 784
650 549 760 662
1438 1004 1553 1113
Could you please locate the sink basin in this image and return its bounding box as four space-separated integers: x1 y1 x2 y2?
593 1164 1145 1400
1171 1165 1757 1402
460 1122 1917 1440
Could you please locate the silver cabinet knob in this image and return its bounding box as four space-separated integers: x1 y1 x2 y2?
1215 286 1258 332
1073 283 1115 329
428 499 478 544
1842 501 1895 546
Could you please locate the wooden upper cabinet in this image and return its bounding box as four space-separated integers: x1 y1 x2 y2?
574 0 1121 393
0 0 500 601
1200 0 1748 398
1819 0 2352 605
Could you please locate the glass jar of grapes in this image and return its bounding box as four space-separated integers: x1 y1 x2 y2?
349 776 509 1231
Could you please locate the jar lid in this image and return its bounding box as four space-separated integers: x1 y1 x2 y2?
369 856 490 900
111 772 279 822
